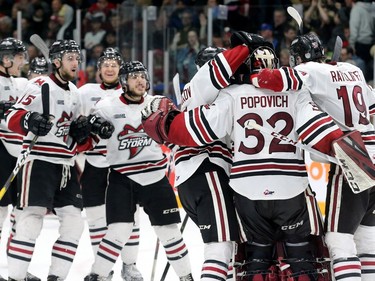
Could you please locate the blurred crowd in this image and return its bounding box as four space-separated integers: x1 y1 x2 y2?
0 0 374 86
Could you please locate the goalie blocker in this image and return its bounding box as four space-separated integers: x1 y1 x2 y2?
332 130 375 193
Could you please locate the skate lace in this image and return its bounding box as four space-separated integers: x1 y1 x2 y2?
179 273 194 281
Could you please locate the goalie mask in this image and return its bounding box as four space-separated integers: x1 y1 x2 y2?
246 46 278 73
119 61 150 93
195 46 226 69
289 33 325 67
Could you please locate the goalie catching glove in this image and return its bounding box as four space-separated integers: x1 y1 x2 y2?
141 96 180 144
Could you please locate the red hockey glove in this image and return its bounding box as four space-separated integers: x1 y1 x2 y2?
141 96 180 144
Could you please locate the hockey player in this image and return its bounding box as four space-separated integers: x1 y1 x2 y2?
84 61 194 281
5 39 113 281
78 47 143 281
0 37 41 281
141 34 345 280
171 43 254 281
27 56 49 79
250 32 375 281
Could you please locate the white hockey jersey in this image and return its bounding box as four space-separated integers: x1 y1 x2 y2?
168 85 343 200
253 62 375 160
0 75 28 157
6 75 82 166
78 82 122 168
93 94 168 186
173 45 249 186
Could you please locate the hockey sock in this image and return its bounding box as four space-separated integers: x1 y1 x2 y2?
92 222 133 276
154 224 192 277
85 205 107 254
121 225 140 265
201 241 233 281
332 257 361 280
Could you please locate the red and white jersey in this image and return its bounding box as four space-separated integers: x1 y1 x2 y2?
253 62 375 161
6 74 82 166
78 82 122 168
0 75 28 157
174 45 249 186
168 84 343 200
93 94 168 186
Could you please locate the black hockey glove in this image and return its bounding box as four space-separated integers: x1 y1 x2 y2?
69 115 92 144
230 31 274 52
88 115 114 139
0 100 15 119
22 111 52 136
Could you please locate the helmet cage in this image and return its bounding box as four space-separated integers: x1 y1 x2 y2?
0 37 28 65
49 40 82 63
119 61 150 91
246 46 279 73
97 47 123 69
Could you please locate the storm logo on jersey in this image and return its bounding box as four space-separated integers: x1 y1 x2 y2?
56 111 72 139
118 124 152 159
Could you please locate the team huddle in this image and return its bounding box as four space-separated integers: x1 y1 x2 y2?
0 27 374 281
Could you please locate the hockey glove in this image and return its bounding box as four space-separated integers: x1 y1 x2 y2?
0 100 15 119
88 115 114 139
230 31 274 52
69 115 92 144
22 111 52 136
141 96 180 144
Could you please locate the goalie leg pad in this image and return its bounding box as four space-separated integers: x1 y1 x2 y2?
332 130 375 193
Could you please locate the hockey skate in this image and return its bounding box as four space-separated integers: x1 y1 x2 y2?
46 275 63 281
25 272 41 281
179 273 194 281
121 263 143 281
84 271 114 281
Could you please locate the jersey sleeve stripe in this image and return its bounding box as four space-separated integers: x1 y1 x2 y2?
209 60 226 90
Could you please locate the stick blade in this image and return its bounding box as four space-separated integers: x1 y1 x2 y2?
287 6 303 34
30 34 50 63
172 73 182 106
331 36 343 62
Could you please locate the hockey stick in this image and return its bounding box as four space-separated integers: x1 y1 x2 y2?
172 73 182 106
331 36 343 63
160 213 189 281
30 34 52 73
287 6 303 34
150 237 160 281
0 83 50 200
30 34 50 63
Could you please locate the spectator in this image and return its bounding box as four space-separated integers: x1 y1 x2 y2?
175 29 205 84
259 23 279 52
101 30 117 48
56 2 75 40
273 7 289 44
277 24 297 56
302 0 330 35
349 0 375 81
84 13 107 51
279 47 290 66
340 45 367 73
0 15 13 39
28 3 50 39
86 43 105 68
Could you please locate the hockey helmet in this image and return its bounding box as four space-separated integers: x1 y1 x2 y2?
246 46 278 73
119 61 150 91
97 47 123 69
28 57 49 76
49 39 82 62
289 33 325 67
0 37 28 62
195 46 226 68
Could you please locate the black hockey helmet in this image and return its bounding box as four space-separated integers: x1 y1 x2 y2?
289 33 325 67
230 31 275 52
28 57 48 76
97 47 123 69
246 45 279 73
195 46 226 68
49 39 82 62
119 61 150 91
0 37 28 65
